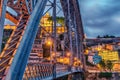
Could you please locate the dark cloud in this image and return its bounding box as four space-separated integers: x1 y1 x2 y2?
79 0 120 38
5 0 120 38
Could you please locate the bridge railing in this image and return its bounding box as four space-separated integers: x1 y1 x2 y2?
23 63 53 80
23 63 82 80
56 64 68 74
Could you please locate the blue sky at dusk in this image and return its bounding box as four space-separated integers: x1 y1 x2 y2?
79 0 120 38
5 0 120 38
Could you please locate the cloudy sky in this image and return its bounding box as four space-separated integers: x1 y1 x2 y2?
78 0 120 38
5 0 120 38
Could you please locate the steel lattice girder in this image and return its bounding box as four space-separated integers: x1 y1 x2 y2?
0 0 85 79
5 0 48 80
60 0 84 60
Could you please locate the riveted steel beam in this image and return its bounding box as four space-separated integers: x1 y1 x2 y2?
5 0 47 80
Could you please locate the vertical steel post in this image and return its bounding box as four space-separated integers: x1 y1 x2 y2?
53 0 57 78
0 0 8 52
31 0 34 9
72 0 86 75
67 0 73 70
73 13 79 59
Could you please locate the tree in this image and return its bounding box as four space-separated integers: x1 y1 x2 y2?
47 16 52 22
47 16 65 26
99 60 114 71
99 60 106 70
99 72 112 79
97 35 116 38
97 35 101 38
56 17 65 26
106 60 113 71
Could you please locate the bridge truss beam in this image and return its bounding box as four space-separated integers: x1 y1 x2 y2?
60 0 84 66
6 0 47 80
0 0 85 79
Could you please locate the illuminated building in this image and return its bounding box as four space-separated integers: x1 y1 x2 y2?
40 13 67 34
4 13 66 60
105 44 113 50
113 63 120 71
4 25 16 30
3 25 15 37
4 13 67 34
98 50 119 61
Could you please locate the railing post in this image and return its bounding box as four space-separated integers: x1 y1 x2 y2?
53 63 56 79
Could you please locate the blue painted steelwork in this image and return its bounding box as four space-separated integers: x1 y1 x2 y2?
67 0 74 69
52 0 57 78
31 0 38 9
5 0 48 80
0 0 8 52
25 0 32 14
0 0 86 79
71 0 86 71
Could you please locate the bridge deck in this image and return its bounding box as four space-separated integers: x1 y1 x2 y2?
23 66 82 80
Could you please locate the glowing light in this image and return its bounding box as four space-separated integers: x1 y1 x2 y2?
46 38 52 46
66 52 71 57
52 52 55 57
74 57 77 61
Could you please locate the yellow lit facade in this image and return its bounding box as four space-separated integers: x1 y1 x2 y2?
113 63 120 71
40 13 67 34
57 57 70 64
98 50 119 61
105 44 113 50
4 13 67 34
4 25 16 30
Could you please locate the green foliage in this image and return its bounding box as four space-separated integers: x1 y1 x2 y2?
2 29 13 51
99 60 106 70
99 72 112 79
2 37 9 42
1 37 9 51
47 16 52 21
97 35 116 38
97 35 101 38
47 16 65 26
56 17 65 26
106 60 113 71
99 60 113 71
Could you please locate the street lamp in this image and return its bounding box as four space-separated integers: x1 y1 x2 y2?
45 37 53 63
74 57 77 61
46 37 52 46
52 52 55 57
66 52 71 57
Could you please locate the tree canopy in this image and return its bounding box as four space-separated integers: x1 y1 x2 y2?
48 16 65 26
97 35 116 38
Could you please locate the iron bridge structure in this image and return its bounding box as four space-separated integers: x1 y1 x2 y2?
0 0 85 80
